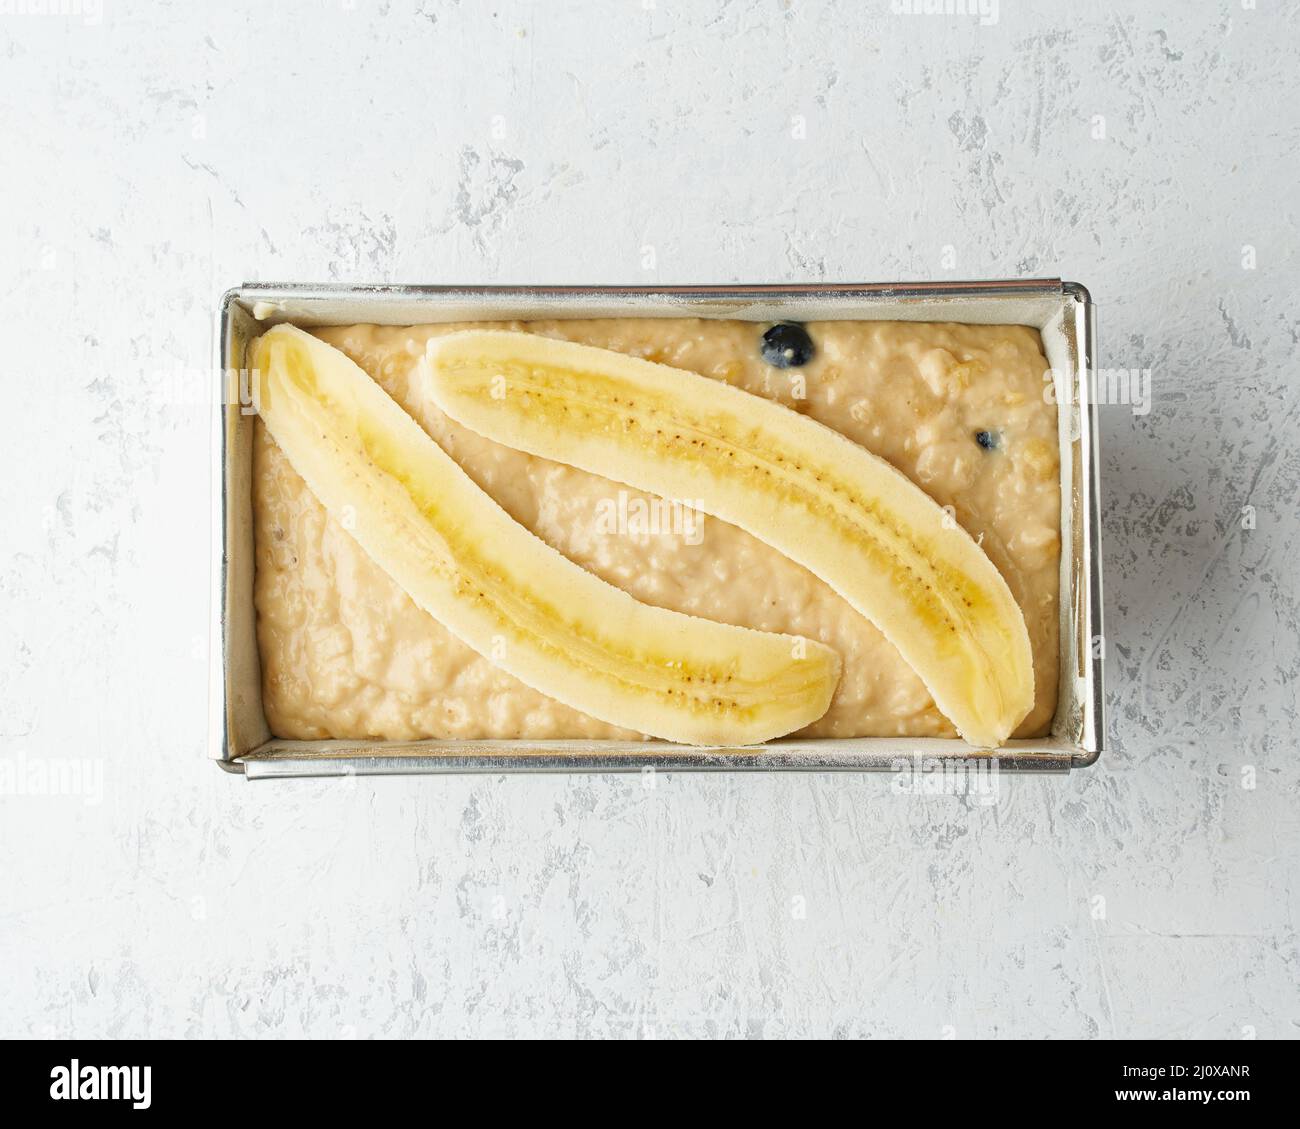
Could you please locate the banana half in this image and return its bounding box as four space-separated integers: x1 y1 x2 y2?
423 330 1035 748
251 325 840 746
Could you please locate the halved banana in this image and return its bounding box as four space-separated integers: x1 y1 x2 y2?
250 324 840 746
423 330 1035 747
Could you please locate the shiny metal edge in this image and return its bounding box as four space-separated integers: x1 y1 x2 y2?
239 738 1077 779
209 290 244 773
212 279 1103 777
1065 282 1105 767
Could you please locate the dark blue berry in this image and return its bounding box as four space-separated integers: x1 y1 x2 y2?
975 430 999 451
760 323 814 368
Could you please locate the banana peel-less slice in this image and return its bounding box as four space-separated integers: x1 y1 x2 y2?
423 330 1035 748
250 324 840 746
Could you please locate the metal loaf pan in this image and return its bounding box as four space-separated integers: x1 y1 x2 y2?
211 281 1103 778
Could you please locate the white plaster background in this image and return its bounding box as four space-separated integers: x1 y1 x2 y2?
1 0 1297 1039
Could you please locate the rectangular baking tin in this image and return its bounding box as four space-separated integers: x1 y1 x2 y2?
211 281 1103 778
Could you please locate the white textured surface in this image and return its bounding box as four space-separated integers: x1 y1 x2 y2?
2 0 1298 1039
